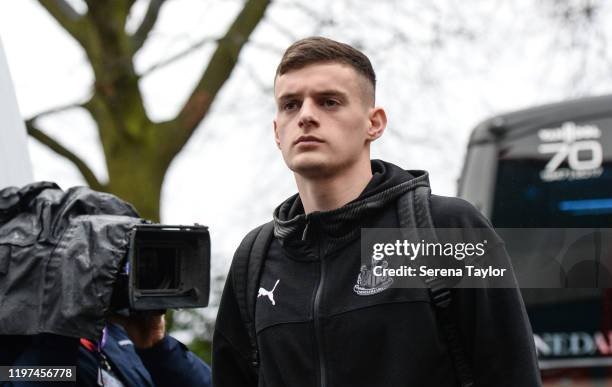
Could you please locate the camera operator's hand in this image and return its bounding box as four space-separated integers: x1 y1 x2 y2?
111 311 166 349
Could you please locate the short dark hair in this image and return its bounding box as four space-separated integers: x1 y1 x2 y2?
275 37 376 103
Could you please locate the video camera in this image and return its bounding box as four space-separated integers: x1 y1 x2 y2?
110 224 211 311
0 183 211 339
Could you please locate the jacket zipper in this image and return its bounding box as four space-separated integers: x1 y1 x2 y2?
310 216 327 387
314 258 326 387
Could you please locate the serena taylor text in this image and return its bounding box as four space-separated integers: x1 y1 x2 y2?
373 265 507 279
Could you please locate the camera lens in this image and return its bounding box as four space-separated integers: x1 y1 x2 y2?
136 247 180 290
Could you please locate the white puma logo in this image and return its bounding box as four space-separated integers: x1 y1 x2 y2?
258 279 280 306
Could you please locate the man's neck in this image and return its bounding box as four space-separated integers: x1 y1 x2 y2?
295 159 373 214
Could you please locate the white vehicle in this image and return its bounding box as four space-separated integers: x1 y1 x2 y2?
0 36 33 188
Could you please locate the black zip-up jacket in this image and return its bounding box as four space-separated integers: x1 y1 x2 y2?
213 160 541 387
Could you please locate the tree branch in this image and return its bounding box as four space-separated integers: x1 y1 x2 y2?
28 100 87 122
242 62 272 94
140 36 217 76
131 0 166 52
248 40 284 55
265 17 299 42
288 2 324 20
25 120 105 191
167 0 271 153
37 0 87 45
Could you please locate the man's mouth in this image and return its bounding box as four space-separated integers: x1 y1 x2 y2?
294 135 324 145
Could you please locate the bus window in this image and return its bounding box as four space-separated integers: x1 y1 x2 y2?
492 118 612 228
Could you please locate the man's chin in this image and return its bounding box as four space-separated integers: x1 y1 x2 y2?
288 157 335 179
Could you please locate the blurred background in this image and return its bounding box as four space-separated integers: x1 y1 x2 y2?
1 0 611 362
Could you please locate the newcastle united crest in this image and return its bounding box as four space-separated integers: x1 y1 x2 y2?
353 259 394 296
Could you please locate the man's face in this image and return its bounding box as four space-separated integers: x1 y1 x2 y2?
274 62 383 179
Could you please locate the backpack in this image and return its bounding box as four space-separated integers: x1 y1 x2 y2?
231 185 475 387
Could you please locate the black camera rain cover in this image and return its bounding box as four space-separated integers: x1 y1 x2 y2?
0 182 145 340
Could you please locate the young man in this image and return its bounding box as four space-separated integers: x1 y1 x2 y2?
213 37 541 386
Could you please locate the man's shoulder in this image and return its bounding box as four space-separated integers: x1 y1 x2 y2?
429 194 493 229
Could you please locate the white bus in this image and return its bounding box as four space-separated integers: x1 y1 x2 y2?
0 36 33 188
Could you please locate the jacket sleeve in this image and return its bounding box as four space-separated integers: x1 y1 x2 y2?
453 244 542 386
212 271 258 387
137 336 212 387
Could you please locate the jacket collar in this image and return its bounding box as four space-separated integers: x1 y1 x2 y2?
103 323 155 387
273 160 430 258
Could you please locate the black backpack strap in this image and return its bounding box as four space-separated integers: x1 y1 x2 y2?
231 221 275 373
398 187 475 387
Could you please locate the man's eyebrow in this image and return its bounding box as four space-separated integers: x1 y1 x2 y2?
315 90 349 100
276 90 349 102
277 92 301 102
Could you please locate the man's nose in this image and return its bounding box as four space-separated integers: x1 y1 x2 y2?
298 99 318 129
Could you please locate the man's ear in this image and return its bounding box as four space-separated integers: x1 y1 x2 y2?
273 120 281 149
367 107 387 141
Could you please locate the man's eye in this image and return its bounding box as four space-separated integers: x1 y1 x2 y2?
283 101 299 111
322 99 339 108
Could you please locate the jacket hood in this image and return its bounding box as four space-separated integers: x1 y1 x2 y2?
272 160 430 257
